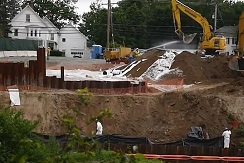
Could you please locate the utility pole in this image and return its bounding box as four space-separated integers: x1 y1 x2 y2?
106 0 111 49
213 3 218 33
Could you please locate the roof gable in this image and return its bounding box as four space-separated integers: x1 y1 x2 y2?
60 23 86 38
11 5 44 23
215 26 238 37
42 17 58 31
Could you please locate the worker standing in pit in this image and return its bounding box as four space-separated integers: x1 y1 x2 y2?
46 47 51 60
95 119 103 135
222 127 231 148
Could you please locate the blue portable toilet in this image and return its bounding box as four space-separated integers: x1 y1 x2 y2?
91 45 102 59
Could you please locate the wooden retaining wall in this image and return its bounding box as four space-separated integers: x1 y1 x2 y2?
0 48 147 94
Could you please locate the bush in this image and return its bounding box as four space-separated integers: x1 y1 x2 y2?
0 106 39 162
235 124 244 137
50 50 65 57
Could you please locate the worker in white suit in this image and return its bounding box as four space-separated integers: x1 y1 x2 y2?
95 119 103 135
222 127 231 148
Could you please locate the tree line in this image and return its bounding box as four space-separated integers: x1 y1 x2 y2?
0 0 244 48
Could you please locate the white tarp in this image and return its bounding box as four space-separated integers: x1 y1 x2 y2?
0 51 37 57
8 88 20 106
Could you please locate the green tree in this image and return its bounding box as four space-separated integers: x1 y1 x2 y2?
79 1 107 46
0 106 39 162
22 0 80 29
79 0 244 49
0 0 20 37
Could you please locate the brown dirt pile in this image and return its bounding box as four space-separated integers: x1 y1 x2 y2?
170 51 236 84
123 49 237 84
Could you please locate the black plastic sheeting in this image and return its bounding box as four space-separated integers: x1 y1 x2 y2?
92 134 153 145
33 133 223 148
0 38 39 51
162 137 223 148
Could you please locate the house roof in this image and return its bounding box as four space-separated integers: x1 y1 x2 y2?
215 26 238 37
42 17 59 31
11 5 44 23
11 5 57 31
60 23 86 38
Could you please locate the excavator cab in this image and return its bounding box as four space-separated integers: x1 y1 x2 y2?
199 36 226 55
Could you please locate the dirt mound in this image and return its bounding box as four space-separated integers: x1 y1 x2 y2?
170 51 236 84
121 50 236 85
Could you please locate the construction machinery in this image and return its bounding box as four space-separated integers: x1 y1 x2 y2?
172 0 226 55
229 11 244 71
104 47 132 64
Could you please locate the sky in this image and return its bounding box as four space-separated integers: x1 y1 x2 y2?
75 0 244 16
75 0 120 16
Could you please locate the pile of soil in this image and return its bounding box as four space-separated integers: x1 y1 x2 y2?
123 49 237 84
170 51 236 84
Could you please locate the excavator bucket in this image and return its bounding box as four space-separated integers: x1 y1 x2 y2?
182 33 197 44
229 57 244 71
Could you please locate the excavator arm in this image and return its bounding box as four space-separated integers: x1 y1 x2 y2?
172 0 213 43
172 0 226 54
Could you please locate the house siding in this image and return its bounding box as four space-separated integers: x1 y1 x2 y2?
58 25 87 58
8 5 87 58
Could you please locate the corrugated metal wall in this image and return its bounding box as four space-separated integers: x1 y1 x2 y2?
0 48 147 94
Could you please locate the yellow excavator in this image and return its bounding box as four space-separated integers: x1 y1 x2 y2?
229 11 244 71
172 0 226 55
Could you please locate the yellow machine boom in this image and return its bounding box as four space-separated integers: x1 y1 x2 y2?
172 0 226 55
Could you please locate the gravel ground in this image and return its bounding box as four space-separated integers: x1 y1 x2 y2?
0 56 106 64
0 56 123 71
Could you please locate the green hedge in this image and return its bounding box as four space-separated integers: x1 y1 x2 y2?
50 50 65 57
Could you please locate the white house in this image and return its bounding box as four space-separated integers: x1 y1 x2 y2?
8 5 87 58
215 26 238 55
58 23 87 58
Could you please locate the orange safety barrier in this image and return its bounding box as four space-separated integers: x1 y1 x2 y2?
161 155 191 160
144 154 162 159
127 154 244 162
191 156 221 161
222 157 244 162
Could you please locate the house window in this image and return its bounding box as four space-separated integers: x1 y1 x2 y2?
50 33 54 40
62 38 66 42
14 29 18 36
35 30 37 37
30 30 33 36
227 38 230 44
26 14 30 22
232 38 235 45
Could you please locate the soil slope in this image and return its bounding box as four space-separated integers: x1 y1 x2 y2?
1 50 244 145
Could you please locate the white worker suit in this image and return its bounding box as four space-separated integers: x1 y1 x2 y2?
222 130 231 148
96 121 103 135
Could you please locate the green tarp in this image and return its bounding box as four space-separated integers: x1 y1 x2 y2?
0 38 39 51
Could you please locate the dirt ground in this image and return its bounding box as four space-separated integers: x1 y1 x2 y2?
1 50 244 146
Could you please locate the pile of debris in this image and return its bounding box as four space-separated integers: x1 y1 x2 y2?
114 49 236 84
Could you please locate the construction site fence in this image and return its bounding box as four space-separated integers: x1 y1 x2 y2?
0 48 148 94
101 143 244 162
